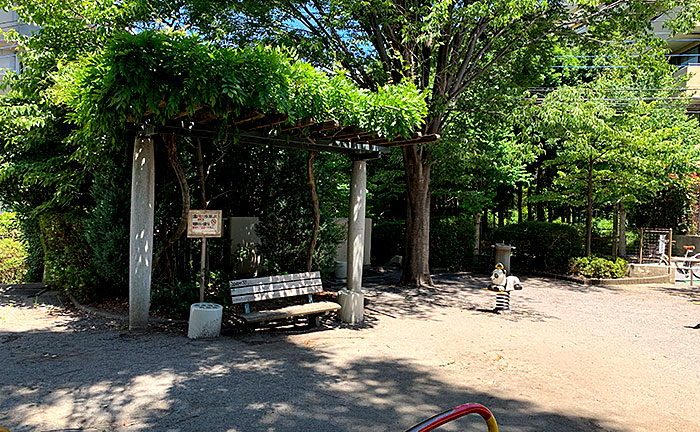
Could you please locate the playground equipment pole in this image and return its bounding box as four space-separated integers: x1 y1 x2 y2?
404 403 498 432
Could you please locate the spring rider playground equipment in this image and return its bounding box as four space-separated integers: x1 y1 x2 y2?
484 262 522 314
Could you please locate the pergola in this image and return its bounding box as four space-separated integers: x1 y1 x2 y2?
126 109 439 329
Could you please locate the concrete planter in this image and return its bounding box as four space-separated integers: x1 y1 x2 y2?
187 303 223 339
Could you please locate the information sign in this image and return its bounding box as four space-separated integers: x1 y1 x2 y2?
187 210 223 238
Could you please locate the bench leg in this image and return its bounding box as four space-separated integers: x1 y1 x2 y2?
308 314 322 328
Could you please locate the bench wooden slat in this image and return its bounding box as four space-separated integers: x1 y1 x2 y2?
240 301 341 323
229 271 339 327
229 271 321 289
231 284 324 304
230 279 322 297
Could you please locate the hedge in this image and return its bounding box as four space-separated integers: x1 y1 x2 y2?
490 221 583 272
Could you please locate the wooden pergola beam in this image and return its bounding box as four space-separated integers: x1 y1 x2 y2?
382 134 440 147
247 114 289 131
280 117 316 132
234 111 265 125
238 132 388 155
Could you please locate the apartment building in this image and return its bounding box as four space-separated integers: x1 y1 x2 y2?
0 9 38 82
651 14 700 107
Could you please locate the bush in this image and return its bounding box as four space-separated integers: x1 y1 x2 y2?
0 212 21 238
0 212 28 284
85 156 130 297
0 238 28 284
257 215 343 276
430 215 475 271
19 216 44 282
151 280 199 319
371 220 405 265
255 150 343 276
490 221 583 272
570 256 627 279
39 212 97 300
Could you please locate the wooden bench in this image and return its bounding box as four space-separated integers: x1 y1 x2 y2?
229 271 341 327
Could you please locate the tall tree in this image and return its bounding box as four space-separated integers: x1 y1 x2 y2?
535 52 700 255
162 0 700 284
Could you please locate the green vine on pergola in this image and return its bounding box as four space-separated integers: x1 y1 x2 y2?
52 30 440 285
55 30 437 153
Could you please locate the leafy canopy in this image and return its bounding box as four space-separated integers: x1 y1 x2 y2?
56 30 428 150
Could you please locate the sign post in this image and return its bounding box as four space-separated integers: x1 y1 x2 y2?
187 210 223 302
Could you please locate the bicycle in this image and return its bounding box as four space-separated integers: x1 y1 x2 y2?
656 235 700 280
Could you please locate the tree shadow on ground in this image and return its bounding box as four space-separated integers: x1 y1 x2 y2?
519 275 624 294
651 283 700 302
331 272 573 325
0 308 625 432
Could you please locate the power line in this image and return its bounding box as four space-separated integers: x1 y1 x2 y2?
554 54 700 58
528 87 700 92
550 65 628 68
550 64 692 68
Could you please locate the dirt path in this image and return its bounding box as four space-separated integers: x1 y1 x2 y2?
1 274 699 431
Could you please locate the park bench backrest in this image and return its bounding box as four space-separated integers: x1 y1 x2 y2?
229 271 323 307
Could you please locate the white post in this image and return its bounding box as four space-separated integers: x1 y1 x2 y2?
129 133 155 330
338 158 366 324
200 237 207 302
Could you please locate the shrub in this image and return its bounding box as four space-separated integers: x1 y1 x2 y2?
570 256 627 279
257 214 342 276
151 280 199 319
430 215 475 271
39 212 97 300
371 220 405 265
255 150 343 276
0 212 28 284
84 156 130 297
0 212 21 238
0 238 28 284
151 271 234 319
19 216 44 282
490 221 583 272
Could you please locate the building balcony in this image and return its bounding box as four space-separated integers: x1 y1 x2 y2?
674 64 700 110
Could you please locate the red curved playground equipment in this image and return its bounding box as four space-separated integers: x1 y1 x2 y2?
404 403 499 432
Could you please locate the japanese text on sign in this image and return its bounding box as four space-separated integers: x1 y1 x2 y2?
187 210 222 238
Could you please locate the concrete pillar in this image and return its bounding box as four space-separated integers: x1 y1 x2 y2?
129 134 155 330
339 158 366 324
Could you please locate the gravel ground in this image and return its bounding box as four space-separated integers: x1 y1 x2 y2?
1 272 699 432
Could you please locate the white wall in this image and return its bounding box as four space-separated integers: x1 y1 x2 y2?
333 218 372 265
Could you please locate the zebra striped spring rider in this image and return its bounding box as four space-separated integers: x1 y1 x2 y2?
485 262 523 314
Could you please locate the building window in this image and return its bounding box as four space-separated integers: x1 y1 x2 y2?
671 45 700 67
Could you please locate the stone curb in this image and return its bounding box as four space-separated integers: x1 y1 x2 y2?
67 293 187 325
526 271 673 287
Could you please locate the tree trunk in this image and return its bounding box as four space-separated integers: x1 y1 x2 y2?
612 202 619 257
306 152 320 272
194 138 207 209
517 183 523 223
400 144 433 286
153 135 190 285
497 191 506 227
618 203 627 256
536 166 544 221
474 213 482 256
585 160 594 257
